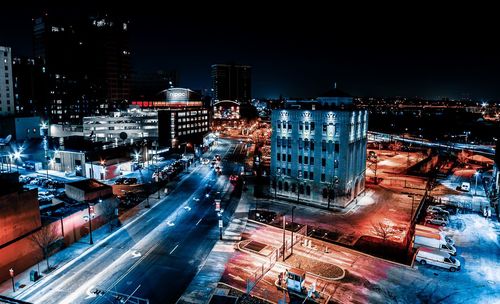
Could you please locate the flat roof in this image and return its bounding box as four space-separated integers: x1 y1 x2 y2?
66 179 110 192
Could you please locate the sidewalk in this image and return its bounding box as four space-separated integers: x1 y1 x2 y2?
0 164 197 300
177 185 252 304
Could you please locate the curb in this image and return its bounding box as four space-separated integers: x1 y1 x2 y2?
247 219 417 271
275 261 346 282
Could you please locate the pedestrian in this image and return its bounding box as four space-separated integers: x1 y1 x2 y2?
487 207 492 219
483 207 488 218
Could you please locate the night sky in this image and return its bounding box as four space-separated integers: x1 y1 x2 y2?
1 4 499 100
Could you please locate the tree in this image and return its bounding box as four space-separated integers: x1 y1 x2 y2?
457 150 469 167
29 224 61 272
371 221 396 242
99 199 119 231
389 141 403 154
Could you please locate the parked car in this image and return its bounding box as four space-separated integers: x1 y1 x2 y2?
415 247 461 272
425 216 449 226
460 182 470 192
434 204 458 215
427 206 449 216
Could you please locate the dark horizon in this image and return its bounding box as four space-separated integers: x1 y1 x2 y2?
1 5 499 100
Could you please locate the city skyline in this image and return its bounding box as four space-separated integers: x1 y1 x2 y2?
1 5 499 100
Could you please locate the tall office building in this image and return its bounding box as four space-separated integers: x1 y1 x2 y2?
211 64 251 103
0 46 14 116
32 13 130 124
270 87 368 208
12 57 46 116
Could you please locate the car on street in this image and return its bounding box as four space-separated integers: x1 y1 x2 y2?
434 204 458 215
460 182 470 192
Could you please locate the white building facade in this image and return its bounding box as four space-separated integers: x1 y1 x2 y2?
270 93 368 208
0 46 14 116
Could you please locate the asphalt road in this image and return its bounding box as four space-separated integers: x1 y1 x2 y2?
17 138 246 304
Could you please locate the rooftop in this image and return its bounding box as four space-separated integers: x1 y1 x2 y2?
66 179 110 193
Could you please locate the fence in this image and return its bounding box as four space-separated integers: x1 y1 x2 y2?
246 247 279 294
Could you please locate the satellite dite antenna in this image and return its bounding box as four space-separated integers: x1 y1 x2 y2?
0 135 12 145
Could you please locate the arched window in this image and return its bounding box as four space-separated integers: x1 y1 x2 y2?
278 181 283 190
291 183 296 193
306 185 311 196
322 188 328 198
299 184 304 194
284 182 289 192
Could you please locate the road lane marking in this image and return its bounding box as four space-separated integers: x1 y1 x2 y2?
196 218 203 226
169 244 179 255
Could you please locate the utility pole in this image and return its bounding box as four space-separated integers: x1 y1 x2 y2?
291 206 296 255
282 214 286 261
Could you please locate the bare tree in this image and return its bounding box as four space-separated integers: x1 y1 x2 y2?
457 150 469 167
371 221 396 242
99 199 118 231
389 141 403 155
29 224 61 272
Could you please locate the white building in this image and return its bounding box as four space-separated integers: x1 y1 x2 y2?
0 46 14 116
270 88 368 208
83 107 158 142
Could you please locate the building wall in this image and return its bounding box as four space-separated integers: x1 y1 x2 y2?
15 116 42 140
158 108 210 147
270 108 368 207
0 189 40 247
0 46 14 116
0 199 115 283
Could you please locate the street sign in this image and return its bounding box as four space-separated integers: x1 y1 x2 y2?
219 219 223 228
215 199 221 211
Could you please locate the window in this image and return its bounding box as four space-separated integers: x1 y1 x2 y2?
278 181 283 190
321 173 326 182
306 185 311 195
291 184 296 193
310 157 314 165
303 171 308 179
288 123 292 131
299 139 303 149
323 124 327 132
287 168 291 175
75 159 82 166
277 121 281 129
322 188 328 198
282 154 286 161
284 182 289 191
287 154 291 162
277 153 281 161
310 140 314 151
322 140 327 152
277 137 281 147
304 139 309 150
298 155 302 164
305 122 309 131
309 172 314 180
322 158 326 166
287 137 292 148
335 142 340 153
334 159 339 168
304 156 308 164
55 158 61 164
310 122 315 131
299 184 304 194
299 123 303 131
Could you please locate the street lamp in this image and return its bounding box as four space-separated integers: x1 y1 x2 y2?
474 171 480 196
84 202 96 245
217 210 223 240
9 268 15 292
290 206 296 255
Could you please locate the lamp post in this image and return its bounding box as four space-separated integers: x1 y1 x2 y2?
290 206 296 255
85 202 96 245
217 211 223 240
474 171 480 196
9 268 15 292
296 171 302 205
